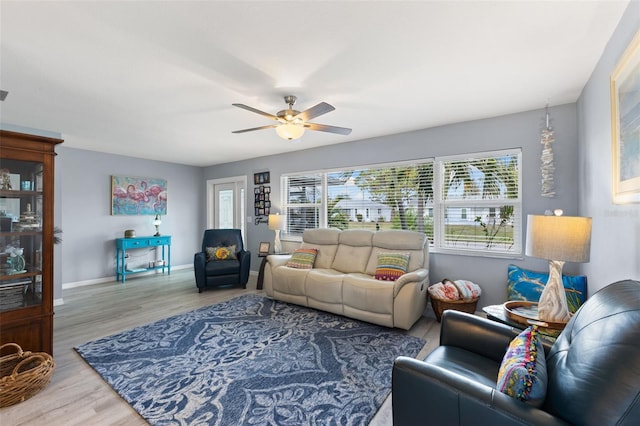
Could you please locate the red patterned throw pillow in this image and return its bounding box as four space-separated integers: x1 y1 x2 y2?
374 252 410 281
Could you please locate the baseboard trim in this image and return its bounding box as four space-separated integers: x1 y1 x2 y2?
62 264 194 290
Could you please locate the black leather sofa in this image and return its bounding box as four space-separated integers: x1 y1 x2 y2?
392 279 640 425
194 229 251 292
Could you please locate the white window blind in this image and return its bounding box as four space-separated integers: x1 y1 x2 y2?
283 173 323 235
434 149 522 256
281 148 522 258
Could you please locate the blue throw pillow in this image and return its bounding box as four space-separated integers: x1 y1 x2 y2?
497 326 547 407
507 264 587 313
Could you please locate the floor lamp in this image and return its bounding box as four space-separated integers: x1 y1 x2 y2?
525 213 592 323
268 213 287 254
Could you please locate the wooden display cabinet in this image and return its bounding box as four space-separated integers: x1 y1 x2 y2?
0 130 62 355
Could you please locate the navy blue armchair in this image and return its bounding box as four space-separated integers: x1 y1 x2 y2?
194 229 251 292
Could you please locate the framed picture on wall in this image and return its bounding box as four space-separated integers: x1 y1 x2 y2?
254 171 270 185
111 176 167 215
610 29 640 204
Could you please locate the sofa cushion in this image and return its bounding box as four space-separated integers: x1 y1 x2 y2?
286 248 318 269
342 274 394 315
366 230 427 275
507 264 587 313
205 259 240 275
497 326 547 407
331 230 373 273
306 269 345 305
374 252 410 281
271 266 309 297
206 245 237 261
301 228 340 269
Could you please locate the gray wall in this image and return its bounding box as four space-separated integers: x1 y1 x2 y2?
56 147 204 300
578 1 640 293
205 104 581 306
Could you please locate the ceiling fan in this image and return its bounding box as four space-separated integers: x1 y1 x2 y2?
232 95 352 141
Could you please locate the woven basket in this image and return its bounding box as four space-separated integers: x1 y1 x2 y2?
0 343 55 407
430 296 479 322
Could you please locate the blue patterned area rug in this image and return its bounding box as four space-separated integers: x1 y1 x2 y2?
75 294 425 425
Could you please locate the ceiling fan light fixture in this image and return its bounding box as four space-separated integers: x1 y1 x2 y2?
276 122 305 140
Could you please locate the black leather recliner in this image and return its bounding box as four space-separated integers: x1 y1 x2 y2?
194 229 251 292
392 279 640 425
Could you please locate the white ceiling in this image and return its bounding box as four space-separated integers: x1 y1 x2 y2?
0 1 630 167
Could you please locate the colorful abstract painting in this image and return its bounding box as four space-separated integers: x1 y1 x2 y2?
111 176 167 215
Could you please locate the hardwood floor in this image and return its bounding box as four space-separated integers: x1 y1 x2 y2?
0 269 441 425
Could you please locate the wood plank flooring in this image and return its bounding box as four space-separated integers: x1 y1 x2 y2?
0 269 441 425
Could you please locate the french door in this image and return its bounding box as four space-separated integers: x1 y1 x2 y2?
206 176 247 244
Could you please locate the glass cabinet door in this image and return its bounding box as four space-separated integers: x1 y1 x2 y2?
0 158 44 312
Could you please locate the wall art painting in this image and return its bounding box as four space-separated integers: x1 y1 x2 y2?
611 29 640 204
111 176 167 215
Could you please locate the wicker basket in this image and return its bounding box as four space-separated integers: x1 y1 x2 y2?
0 343 55 407
430 296 480 322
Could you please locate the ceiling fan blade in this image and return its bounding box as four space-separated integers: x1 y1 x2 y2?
305 122 352 135
232 124 277 134
232 103 280 120
295 102 335 121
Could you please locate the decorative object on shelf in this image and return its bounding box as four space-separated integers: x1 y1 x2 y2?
5 247 26 274
124 229 136 238
525 212 592 323
253 171 270 185
111 175 167 215
610 29 640 204
254 184 270 217
152 214 162 236
268 213 286 254
15 205 40 232
0 169 12 190
540 105 555 197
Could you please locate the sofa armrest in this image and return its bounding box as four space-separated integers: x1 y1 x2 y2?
266 254 292 269
393 268 429 296
238 250 251 284
440 310 520 363
392 356 568 426
194 252 207 288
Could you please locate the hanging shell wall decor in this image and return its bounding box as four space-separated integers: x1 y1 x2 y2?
540 107 555 197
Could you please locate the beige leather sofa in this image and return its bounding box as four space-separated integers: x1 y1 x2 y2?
263 228 429 330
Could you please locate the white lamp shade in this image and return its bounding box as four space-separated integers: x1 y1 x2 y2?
276 123 305 140
268 214 287 231
525 214 592 262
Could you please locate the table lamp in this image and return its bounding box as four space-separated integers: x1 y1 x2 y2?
153 214 162 236
268 213 287 254
525 213 592 323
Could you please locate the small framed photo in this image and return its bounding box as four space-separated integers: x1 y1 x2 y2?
254 171 270 185
259 242 270 255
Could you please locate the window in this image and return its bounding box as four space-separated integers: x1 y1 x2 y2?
435 149 521 256
281 148 522 257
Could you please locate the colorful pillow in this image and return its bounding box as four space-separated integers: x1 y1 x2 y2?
507 264 587 313
497 326 547 407
374 252 410 281
286 248 318 269
206 245 237 261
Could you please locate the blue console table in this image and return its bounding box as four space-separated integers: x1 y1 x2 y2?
115 235 171 283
